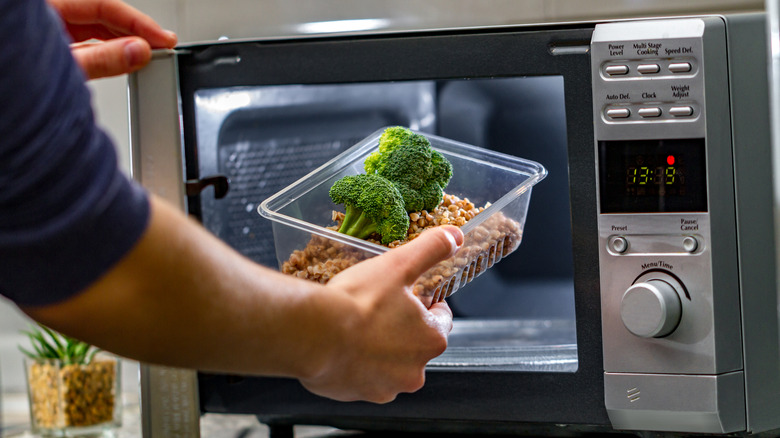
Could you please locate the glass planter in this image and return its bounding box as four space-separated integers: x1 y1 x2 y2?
24 356 121 437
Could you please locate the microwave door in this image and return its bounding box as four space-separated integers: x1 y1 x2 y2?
135 24 605 435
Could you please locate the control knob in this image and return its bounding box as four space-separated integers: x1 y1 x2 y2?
620 277 683 338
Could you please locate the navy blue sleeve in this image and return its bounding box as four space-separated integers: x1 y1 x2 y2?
0 0 151 306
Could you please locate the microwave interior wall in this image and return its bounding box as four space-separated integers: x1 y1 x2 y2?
180 27 607 428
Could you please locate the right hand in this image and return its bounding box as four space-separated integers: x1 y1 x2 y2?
301 225 463 403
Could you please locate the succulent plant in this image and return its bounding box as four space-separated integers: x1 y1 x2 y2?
19 324 99 365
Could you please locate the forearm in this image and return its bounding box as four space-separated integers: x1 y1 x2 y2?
4 0 460 404
22 195 351 380
23 193 461 403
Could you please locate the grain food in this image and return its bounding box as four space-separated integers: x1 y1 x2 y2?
282 193 522 303
26 358 118 430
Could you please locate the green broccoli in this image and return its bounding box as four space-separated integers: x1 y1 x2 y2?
364 126 432 175
364 127 453 212
328 174 410 244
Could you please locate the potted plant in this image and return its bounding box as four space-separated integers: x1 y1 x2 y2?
19 324 121 437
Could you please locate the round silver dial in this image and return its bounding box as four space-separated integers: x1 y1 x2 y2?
620 278 683 338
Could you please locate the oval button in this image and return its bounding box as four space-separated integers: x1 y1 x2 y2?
638 107 662 118
605 65 629 75
637 64 660 74
669 62 692 73
669 106 694 117
606 108 631 119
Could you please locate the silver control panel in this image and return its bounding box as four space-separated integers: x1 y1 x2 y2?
592 18 744 434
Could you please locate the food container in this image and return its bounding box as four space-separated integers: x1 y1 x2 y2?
258 128 547 306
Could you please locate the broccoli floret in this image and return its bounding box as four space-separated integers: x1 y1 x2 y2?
329 174 410 244
364 127 453 212
430 149 454 188
364 126 432 175
393 182 445 214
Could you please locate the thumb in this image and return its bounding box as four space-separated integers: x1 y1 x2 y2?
71 37 152 79
375 225 464 287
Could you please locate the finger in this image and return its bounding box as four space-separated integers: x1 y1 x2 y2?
62 23 124 43
379 225 464 286
426 301 454 337
49 0 177 48
71 37 151 79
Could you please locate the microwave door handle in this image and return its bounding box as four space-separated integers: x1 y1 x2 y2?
185 175 230 199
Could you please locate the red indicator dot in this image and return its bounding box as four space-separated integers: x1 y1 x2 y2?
667 155 675 165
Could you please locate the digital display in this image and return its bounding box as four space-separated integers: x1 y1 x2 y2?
599 139 707 213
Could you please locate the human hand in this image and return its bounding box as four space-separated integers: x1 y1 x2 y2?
300 225 464 403
47 0 177 79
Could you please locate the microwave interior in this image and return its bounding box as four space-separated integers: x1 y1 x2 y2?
196 76 576 368
182 26 606 428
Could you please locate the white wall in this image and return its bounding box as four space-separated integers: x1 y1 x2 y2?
150 0 764 43
0 76 140 394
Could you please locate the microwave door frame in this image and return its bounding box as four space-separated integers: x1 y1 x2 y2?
129 51 202 438
177 26 606 431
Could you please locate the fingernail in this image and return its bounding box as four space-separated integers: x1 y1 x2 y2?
164 30 178 44
442 227 463 257
124 41 145 66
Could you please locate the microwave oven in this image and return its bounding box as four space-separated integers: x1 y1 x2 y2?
128 12 780 437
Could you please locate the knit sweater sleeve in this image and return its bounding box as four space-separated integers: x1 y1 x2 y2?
0 0 151 306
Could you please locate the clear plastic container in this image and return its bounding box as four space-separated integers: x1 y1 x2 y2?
258 128 547 306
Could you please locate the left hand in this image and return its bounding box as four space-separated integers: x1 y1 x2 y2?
47 0 178 79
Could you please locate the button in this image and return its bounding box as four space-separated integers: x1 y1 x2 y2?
669 62 692 73
638 107 662 118
621 278 683 338
682 236 698 253
605 65 629 75
606 108 631 119
610 236 629 253
637 64 660 74
669 106 694 117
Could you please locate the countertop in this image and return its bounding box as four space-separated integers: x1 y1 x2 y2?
1 358 575 438
2 390 359 438
1 356 351 438
3 389 583 438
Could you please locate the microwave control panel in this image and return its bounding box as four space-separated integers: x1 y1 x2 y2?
592 17 744 433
